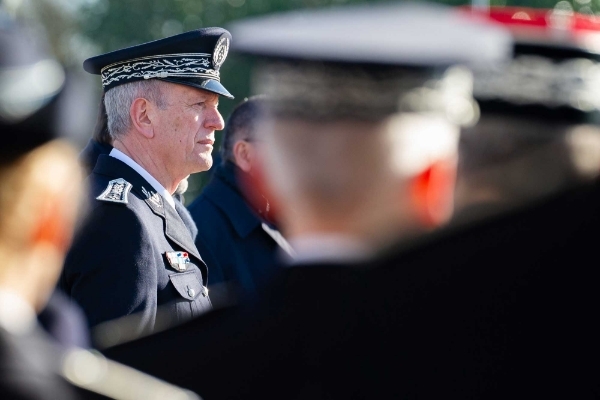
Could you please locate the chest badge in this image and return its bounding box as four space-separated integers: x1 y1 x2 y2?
165 251 190 272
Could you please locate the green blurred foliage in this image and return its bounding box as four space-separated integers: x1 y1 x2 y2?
24 0 600 201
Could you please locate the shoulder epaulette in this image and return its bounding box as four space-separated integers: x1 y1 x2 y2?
96 178 132 204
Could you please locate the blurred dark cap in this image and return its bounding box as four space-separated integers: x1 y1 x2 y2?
465 6 600 124
83 28 234 99
229 2 512 123
0 13 66 164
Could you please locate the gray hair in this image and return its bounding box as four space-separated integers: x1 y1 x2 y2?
104 80 167 139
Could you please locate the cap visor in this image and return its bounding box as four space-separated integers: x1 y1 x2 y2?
160 77 234 99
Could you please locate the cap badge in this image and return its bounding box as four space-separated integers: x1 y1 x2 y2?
213 37 229 70
96 178 132 204
166 251 190 272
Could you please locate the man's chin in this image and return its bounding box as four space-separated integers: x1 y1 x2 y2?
192 155 213 173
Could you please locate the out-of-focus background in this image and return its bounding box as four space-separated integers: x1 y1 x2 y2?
3 0 592 201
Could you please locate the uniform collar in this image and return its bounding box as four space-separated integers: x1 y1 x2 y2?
93 155 206 269
109 148 176 209
0 289 36 335
204 161 263 238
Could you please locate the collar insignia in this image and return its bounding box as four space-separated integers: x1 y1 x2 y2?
96 178 132 204
142 187 163 208
149 193 162 208
165 251 190 272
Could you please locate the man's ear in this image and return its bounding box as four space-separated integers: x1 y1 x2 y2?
130 98 154 138
31 194 72 253
233 140 253 173
409 158 457 228
237 156 282 224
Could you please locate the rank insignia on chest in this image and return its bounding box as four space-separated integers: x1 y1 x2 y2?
96 178 132 204
165 251 190 271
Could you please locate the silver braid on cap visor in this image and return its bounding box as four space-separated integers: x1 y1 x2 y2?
474 55 600 112
100 53 220 88
254 62 479 126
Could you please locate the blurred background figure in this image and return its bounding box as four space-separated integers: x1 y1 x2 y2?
454 6 600 224
104 4 511 399
188 95 293 305
78 95 112 173
0 10 199 400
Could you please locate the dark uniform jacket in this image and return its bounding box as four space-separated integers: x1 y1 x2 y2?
78 139 198 240
61 155 211 332
188 161 284 302
105 178 600 399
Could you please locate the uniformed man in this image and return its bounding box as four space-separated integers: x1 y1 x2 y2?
61 28 233 333
188 96 293 304
0 12 199 400
104 4 522 399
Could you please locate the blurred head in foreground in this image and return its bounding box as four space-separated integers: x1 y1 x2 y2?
0 15 83 314
230 3 511 254
455 6 600 222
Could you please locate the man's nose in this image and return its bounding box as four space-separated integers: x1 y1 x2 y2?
205 108 225 131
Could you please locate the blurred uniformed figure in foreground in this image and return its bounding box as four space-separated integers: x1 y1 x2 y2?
454 6 600 224
188 96 293 305
0 12 199 400
104 4 518 399
61 28 234 333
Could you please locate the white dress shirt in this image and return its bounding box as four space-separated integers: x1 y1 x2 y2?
287 234 374 266
109 148 176 209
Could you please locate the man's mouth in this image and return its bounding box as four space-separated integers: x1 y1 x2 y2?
197 139 215 146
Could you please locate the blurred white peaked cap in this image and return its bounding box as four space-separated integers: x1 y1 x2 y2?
229 2 512 68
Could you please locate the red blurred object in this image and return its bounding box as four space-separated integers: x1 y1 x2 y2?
457 6 600 45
